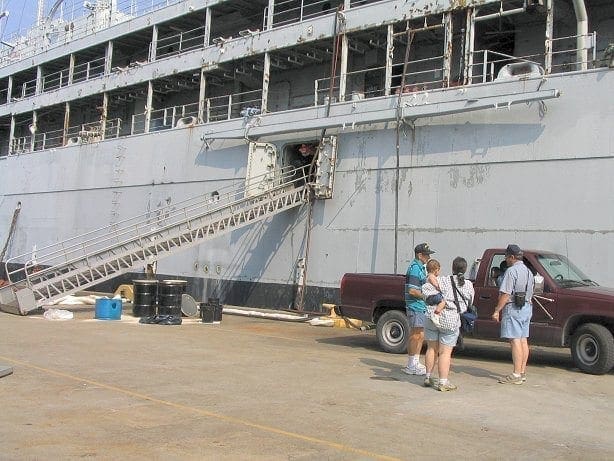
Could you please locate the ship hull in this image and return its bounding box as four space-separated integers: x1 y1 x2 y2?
1 68 613 311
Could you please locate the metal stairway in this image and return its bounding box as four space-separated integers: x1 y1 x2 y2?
0 167 310 315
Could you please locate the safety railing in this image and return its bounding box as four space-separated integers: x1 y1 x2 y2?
206 89 262 123
149 102 200 132
130 89 263 133
9 136 33 154
130 113 147 135
0 55 108 106
548 32 597 73
4 164 308 286
115 0 183 16
34 129 65 151
9 118 123 154
10 78 37 101
470 32 597 83
314 75 340 107
314 57 445 105
265 0 338 29
72 57 107 84
0 0 183 68
42 69 71 92
155 25 207 59
468 50 543 84
131 102 200 134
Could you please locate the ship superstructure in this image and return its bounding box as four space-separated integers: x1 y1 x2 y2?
0 0 612 311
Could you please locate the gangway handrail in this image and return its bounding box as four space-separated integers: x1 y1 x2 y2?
5 166 306 284
26 178 306 286
21 180 309 295
5 165 291 266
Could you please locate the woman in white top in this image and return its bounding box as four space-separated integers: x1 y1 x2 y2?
423 256 474 392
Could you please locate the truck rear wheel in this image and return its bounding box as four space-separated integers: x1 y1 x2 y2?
570 323 614 375
376 310 408 354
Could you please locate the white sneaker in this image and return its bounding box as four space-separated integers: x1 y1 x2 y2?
402 363 427 375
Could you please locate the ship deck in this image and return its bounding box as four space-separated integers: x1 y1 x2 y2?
1 307 614 459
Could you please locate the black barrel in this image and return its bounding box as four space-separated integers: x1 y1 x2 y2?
213 304 223 323
132 279 158 317
208 298 223 323
158 280 187 316
200 302 214 323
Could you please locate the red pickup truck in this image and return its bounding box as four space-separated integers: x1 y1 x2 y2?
338 248 614 375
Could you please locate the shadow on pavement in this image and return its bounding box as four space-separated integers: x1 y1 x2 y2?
456 339 577 373
317 333 592 375
316 332 381 352
360 357 406 383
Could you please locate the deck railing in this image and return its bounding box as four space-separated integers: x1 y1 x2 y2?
0 10 599 108
131 102 200 134
206 89 262 123
0 0 184 67
9 118 122 155
129 90 262 134
3 55 108 104
11 78 38 101
72 57 107 84
155 25 207 59
548 32 597 73
469 32 597 83
314 57 445 105
265 0 339 29
42 69 71 92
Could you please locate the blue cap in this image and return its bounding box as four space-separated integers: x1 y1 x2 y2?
505 244 523 257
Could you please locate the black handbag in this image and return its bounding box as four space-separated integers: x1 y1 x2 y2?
451 276 477 334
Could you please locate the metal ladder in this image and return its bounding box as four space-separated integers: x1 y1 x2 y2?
0 167 310 315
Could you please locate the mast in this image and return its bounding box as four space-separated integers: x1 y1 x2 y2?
37 0 45 26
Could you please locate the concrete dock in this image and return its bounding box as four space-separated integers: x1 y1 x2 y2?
1 307 613 460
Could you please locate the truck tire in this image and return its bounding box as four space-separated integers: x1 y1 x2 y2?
570 323 614 375
376 310 408 354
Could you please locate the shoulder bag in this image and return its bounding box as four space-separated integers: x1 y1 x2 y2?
451 276 478 334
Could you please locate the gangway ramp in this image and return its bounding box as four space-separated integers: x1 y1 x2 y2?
0 167 310 315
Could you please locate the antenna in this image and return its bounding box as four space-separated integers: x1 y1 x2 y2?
0 0 9 41
37 0 45 26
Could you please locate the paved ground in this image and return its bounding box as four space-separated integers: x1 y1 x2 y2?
1 306 613 460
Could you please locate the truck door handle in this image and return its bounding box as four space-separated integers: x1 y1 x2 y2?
479 295 491 300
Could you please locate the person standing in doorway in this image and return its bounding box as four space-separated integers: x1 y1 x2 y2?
491 244 534 384
402 243 435 375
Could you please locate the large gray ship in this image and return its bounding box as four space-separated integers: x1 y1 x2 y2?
0 0 612 313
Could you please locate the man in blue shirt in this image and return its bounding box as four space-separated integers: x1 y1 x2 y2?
492 244 534 384
402 243 435 375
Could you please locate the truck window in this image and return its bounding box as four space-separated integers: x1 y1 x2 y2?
536 253 597 288
488 254 506 287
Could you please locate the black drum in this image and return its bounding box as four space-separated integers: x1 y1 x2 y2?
200 302 214 323
132 279 158 317
158 280 187 316
208 298 223 323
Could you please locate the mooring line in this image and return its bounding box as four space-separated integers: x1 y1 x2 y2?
0 355 402 461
